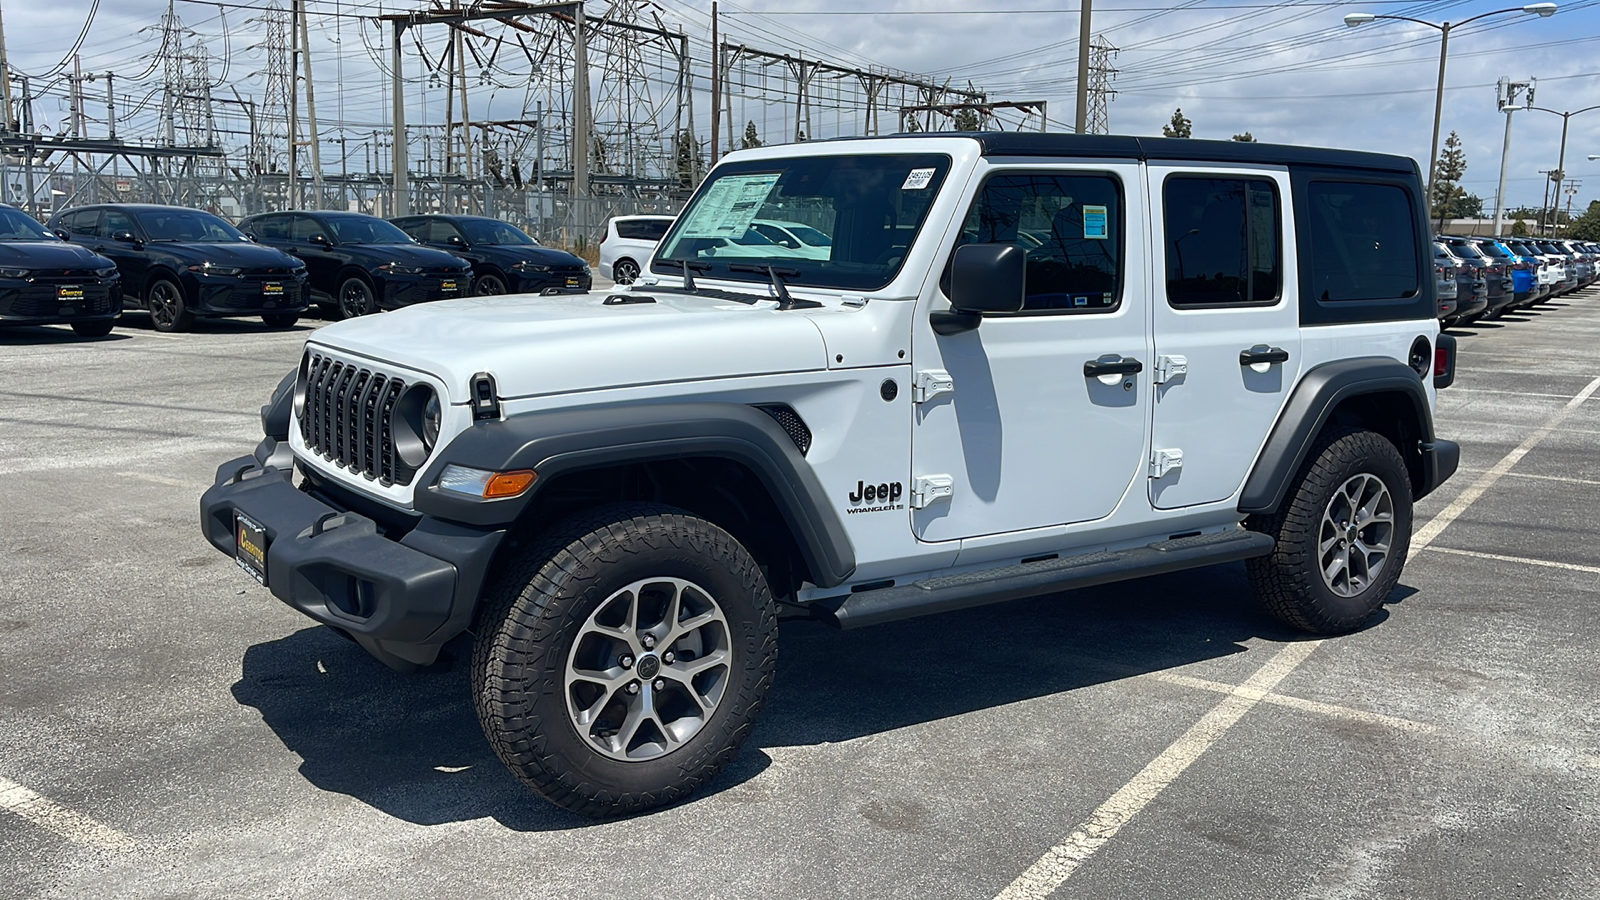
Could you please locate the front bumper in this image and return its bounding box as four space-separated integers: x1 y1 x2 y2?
0 280 120 325
378 271 473 308
190 274 310 317
511 269 592 293
200 454 504 668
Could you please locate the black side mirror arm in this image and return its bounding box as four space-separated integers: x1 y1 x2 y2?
930 311 982 336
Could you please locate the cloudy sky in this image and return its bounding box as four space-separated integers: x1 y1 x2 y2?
5 0 1598 212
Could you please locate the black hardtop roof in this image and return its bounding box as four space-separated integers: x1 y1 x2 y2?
391 213 501 222
806 132 1418 175
64 203 220 213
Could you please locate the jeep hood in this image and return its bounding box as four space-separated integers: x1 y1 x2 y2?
309 291 829 400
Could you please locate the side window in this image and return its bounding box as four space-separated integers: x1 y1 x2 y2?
67 210 102 238
290 215 328 243
1163 176 1281 307
1306 181 1419 302
390 219 425 241
642 219 673 241
251 216 289 240
953 171 1123 312
428 220 463 244
101 210 134 239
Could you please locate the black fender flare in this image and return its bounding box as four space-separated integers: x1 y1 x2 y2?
412 402 857 588
1238 356 1438 514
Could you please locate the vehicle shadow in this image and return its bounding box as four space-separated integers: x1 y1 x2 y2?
0 324 131 344
234 562 1408 829
113 311 316 334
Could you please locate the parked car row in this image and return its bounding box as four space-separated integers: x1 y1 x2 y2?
1434 234 1598 327
0 202 591 337
596 214 835 284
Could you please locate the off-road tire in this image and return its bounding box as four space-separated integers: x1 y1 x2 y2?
1246 427 1413 634
472 502 777 817
262 312 300 329
70 319 115 337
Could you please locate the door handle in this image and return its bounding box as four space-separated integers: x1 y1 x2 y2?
1239 345 1290 366
1083 356 1144 378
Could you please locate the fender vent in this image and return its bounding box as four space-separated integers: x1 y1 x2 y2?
754 404 812 456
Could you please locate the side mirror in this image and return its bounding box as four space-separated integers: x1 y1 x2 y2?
448 235 466 246
52 228 68 241
934 243 1026 335
112 230 139 244
309 233 330 246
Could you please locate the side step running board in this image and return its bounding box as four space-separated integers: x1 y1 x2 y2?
816 529 1275 630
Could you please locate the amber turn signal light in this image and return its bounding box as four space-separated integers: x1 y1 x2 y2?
484 469 537 498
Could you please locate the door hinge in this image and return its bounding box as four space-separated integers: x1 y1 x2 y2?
1153 355 1188 385
1150 448 1184 479
913 369 954 404
910 474 955 509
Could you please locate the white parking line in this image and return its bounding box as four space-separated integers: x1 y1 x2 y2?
1420 546 1600 576
1413 374 1600 552
994 373 1600 899
994 641 1322 900
1152 673 1437 735
1448 469 1600 488
0 776 135 851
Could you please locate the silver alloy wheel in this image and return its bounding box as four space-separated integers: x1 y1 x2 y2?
613 259 640 284
340 279 373 318
1319 473 1394 597
564 576 732 762
148 281 182 328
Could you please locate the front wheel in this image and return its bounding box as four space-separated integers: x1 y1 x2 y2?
147 279 193 333
473 503 777 817
1247 427 1413 634
474 273 508 296
335 277 376 320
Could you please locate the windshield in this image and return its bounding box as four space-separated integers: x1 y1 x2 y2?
1446 242 1483 260
328 216 415 245
459 219 537 246
1475 242 1509 259
655 153 952 290
136 209 248 242
0 207 56 241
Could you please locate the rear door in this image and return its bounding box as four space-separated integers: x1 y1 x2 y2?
1146 166 1301 509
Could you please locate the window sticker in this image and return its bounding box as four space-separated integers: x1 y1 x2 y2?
676 174 781 239
902 167 936 191
1083 205 1109 240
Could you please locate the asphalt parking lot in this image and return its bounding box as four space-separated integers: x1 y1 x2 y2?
2 289 1598 899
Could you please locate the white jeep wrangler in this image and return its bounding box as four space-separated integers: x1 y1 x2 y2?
202 133 1459 816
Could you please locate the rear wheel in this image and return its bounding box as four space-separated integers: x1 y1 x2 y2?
262 312 300 329
1247 427 1413 634
70 319 115 337
146 279 193 333
612 258 640 285
473 503 777 817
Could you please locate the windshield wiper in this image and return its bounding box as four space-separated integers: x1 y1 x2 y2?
676 259 711 290
726 264 822 310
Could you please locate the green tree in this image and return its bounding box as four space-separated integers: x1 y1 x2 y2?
1511 217 1529 237
740 120 762 150
1162 107 1192 138
1570 200 1600 240
1231 131 1257 142
1430 130 1469 221
953 108 983 132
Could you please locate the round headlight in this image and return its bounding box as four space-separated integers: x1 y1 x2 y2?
423 392 441 449
393 384 438 468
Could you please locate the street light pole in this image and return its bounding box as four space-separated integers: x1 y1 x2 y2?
1528 104 1600 236
1344 4 1557 229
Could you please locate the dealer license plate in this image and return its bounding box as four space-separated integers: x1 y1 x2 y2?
57 285 84 301
235 512 268 584
262 282 284 296
566 276 580 287
440 279 459 294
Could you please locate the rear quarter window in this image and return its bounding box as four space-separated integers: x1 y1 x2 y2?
1306 181 1419 303
616 219 672 241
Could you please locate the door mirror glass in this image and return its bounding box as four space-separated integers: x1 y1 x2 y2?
112 230 139 244
448 234 466 246
308 233 330 246
949 243 1026 314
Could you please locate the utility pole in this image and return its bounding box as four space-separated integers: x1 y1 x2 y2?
709 0 719 164
289 0 300 207
0 0 14 133
297 0 324 209
572 3 590 201
1492 77 1533 236
1075 0 1093 133
391 19 408 215
1563 179 1581 229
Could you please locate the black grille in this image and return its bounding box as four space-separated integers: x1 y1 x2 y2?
0 284 116 317
755 404 811 456
300 353 414 485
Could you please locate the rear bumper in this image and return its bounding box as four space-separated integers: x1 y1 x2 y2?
1419 439 1460 501
200 454 504 668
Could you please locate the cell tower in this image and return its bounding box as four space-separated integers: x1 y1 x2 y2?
1087 36 1118 136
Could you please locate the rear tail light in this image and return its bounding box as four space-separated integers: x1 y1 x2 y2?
1433 333 1456 390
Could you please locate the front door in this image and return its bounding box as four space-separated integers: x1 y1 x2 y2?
911 163 1151 543
1146 166 1301 509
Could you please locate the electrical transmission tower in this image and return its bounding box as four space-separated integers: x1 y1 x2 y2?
1087 36 1118 135
258 2 292 180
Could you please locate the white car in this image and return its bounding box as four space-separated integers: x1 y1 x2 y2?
598 215 674 284
750 219 833 259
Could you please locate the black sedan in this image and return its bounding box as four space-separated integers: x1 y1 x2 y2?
48 204 309 332
0 203 122 338
390 214 591 295
238 211 473 319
